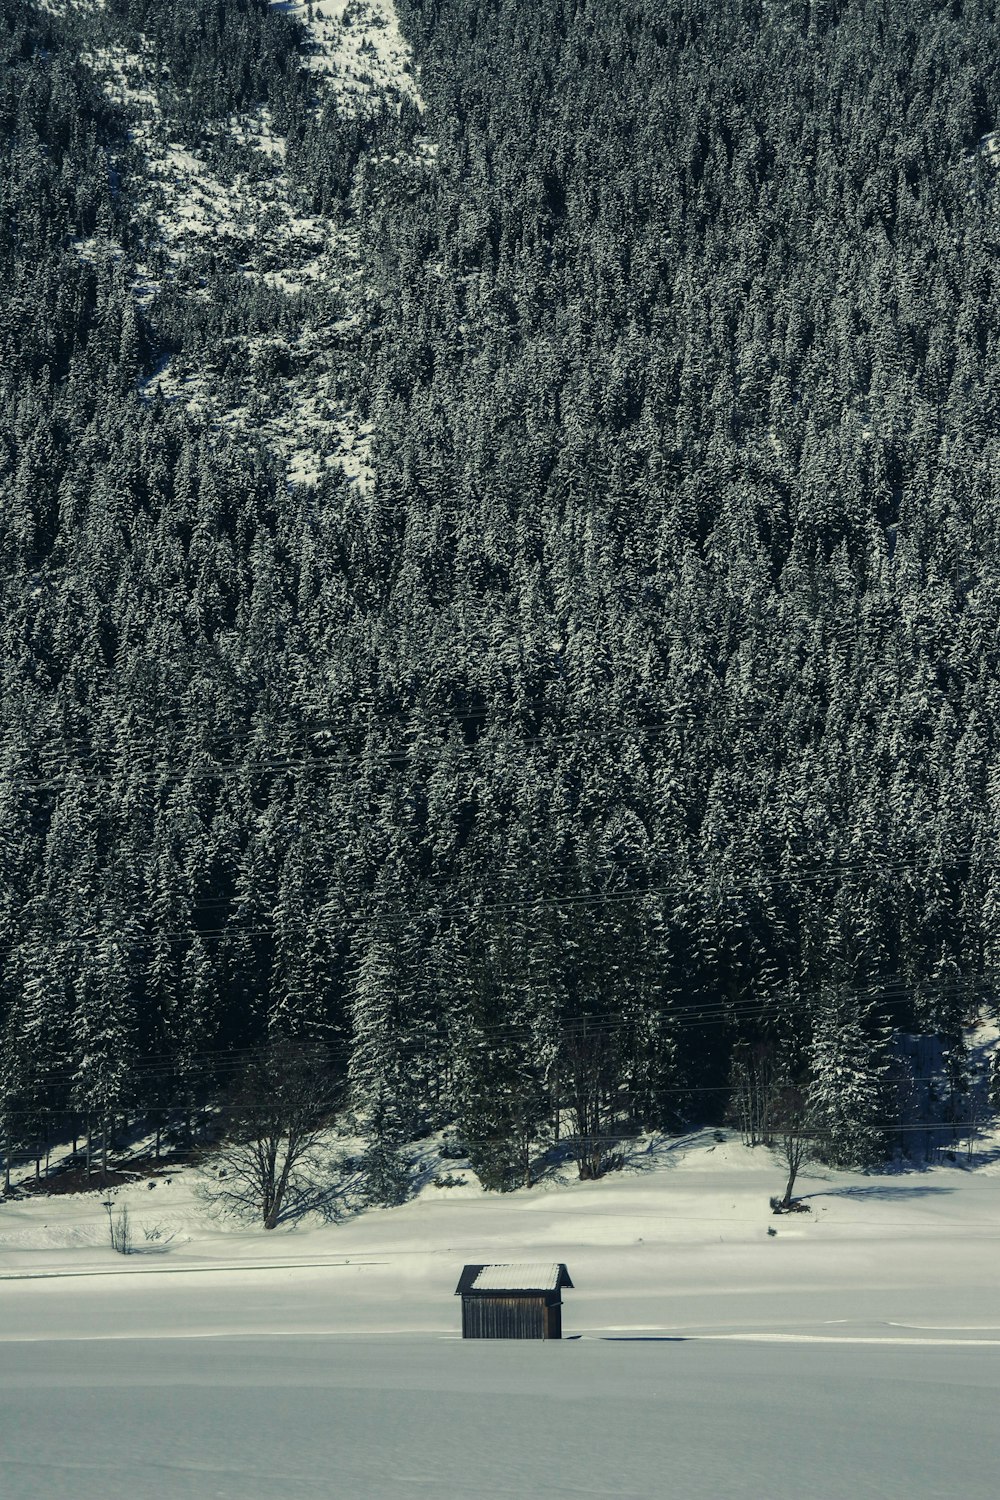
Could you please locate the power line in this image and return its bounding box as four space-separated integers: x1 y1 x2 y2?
4 705 991 810
0 976 990 1090
6 847 996 960
5 712 697 796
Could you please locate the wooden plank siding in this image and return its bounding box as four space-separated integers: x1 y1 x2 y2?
462 1294 547 1339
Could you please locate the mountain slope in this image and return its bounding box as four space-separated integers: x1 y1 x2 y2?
2 0 1000 1191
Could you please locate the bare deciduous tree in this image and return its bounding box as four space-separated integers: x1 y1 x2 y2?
103 1197 133 1254
562 1025 623 1180
212 1043 336 1229
771 1081 812 1212
728 1041 780 1147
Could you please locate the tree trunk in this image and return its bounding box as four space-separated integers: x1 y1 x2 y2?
781 1164 798 1208
260 1137 280 1227
266 1137 299 1229
781 1133 804 1208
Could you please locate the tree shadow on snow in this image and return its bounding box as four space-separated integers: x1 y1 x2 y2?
803 1184 956 1202
619 1128 726 1174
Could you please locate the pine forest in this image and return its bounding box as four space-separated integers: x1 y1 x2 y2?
3 0 1000 1201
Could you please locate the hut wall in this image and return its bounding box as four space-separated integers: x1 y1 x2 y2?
462 1295 546 1339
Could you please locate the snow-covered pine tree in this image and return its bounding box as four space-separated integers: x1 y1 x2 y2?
808 983 891 1168
348 924 415 1204
70 927 139 1179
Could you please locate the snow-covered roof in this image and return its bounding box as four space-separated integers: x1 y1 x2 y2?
454 1263 574 1297
471 1264 563 1292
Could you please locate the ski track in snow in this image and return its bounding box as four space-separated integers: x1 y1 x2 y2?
75 0 428 494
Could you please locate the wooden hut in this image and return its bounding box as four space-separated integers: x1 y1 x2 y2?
455 1263 573 1339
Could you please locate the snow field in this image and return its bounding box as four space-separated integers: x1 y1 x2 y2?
2 1336 999 1500
2 1136 1000 1498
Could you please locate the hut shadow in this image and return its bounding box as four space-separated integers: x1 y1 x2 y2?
597 1335 689 1342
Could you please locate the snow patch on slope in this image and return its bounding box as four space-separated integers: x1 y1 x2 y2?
273 0 424 112
78 1 428 493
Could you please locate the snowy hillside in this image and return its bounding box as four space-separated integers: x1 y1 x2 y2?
4 1126 1000 1328
6 10 1000 1493
275 0 424 110
9 0 1000 1267
77 0 427 492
